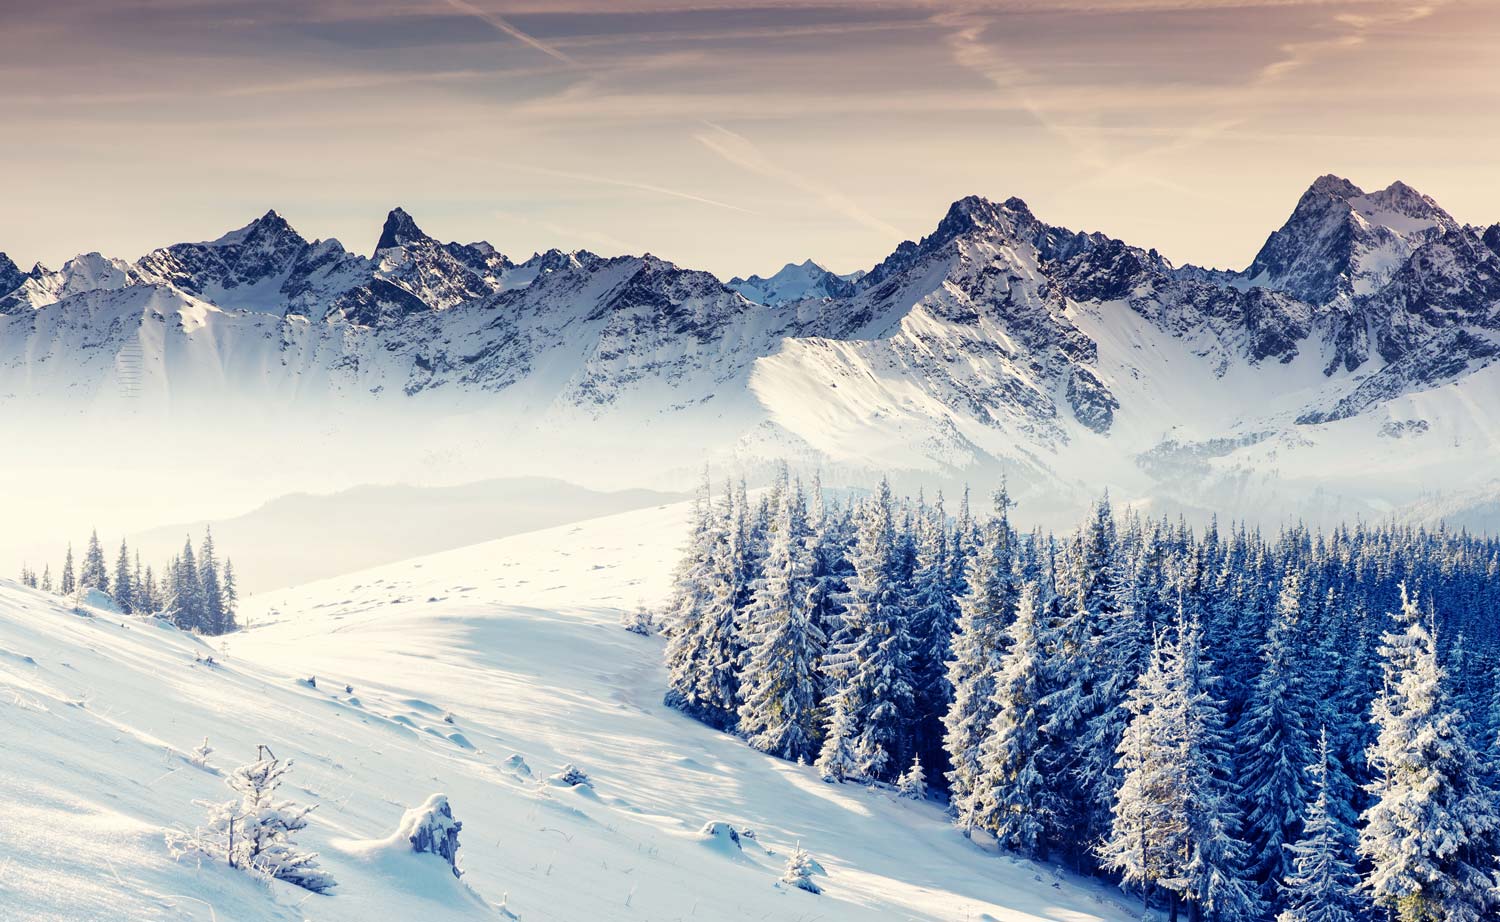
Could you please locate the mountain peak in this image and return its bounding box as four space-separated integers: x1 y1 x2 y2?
207 209 300 248
375 207 430 254
1305 174 1364 200
0 251 23 295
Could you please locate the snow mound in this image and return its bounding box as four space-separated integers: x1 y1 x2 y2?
75 586 121 613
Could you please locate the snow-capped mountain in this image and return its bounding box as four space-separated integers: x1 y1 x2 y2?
728 259 857 305
5 175 1500 525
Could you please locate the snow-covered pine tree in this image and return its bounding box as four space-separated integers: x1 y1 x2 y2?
40 564 52 593
896 754 926 800
140 565 158 613
1039 496 1126 866
821 479 915 783
170 745 335 893
222 559 238 620
79 529 108 594
942 490 1018 825
815 688 858 783
169 539 207 632
968 580 1049 857
113 539 134 614
1099 605 1260 922
907 494 958 779
1073 514 1156 864
808 483 854 698
663 484 748 731
663 477 719 709
60 543 75 595
737 480 826 761
199 528 228 634
1238 568 1320 898
1358 585 1500 922
1276 728 1364 922
1098 624 1184 918
780 844 822 894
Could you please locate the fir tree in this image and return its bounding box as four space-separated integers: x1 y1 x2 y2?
736 481 826 761
169 745 335 893
942 490 1017 825
60 542 76 595
1099 606 1259 922
169 539 207 632
79 529 108 594
821 480 914 782
968 580 1049 857
1277 728 1364 922
1359 586 1500 922
896 754 927 800
663 485 747 730
1238 569 1320 896
200 528 228 633
907 494 959 780
113 539 134 614
222 559 238 619
815 688 858 783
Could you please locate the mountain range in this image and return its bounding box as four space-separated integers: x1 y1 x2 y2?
5 175 1499 526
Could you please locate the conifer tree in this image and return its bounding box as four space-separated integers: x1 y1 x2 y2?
169 745 335 893
1099 607 1259 922
79 529 108 593
200 528 227 633
737 481 825 761
1277 728 1364 922
821 479 914 782
896 754 927 800
1040 497 1126 866
663 485 746 730
968 581 1049 857
222 559 238 618
1238 569 1320 895
113 539 134 614
907 495 958 778
40 564 52 593
942 490 1017 824
60 542 76 595
1359 586 1500 922
815 689 858 783
169 538 207 631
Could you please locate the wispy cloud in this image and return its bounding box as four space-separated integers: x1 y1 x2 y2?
693 121 903 238
441 0 579 66
427 148 759 215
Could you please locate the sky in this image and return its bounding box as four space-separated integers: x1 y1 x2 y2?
2 0 1498 279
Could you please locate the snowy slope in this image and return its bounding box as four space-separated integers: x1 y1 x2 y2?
0 502 1137 922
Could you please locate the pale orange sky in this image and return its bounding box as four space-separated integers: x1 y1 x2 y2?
2 0 1497 278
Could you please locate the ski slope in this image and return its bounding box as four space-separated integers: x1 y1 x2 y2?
0 501 1135 922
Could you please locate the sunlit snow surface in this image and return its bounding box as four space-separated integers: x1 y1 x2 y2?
0 502 1133 922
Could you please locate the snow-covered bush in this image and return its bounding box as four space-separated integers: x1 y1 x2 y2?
188 737 213 769
167 744 336 893
780 845 823 894
396 794 463 878
620 605 656 636
550 763 592 788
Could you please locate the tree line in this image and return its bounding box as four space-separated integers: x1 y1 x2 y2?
661 471 1500 922
18 528 238 634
